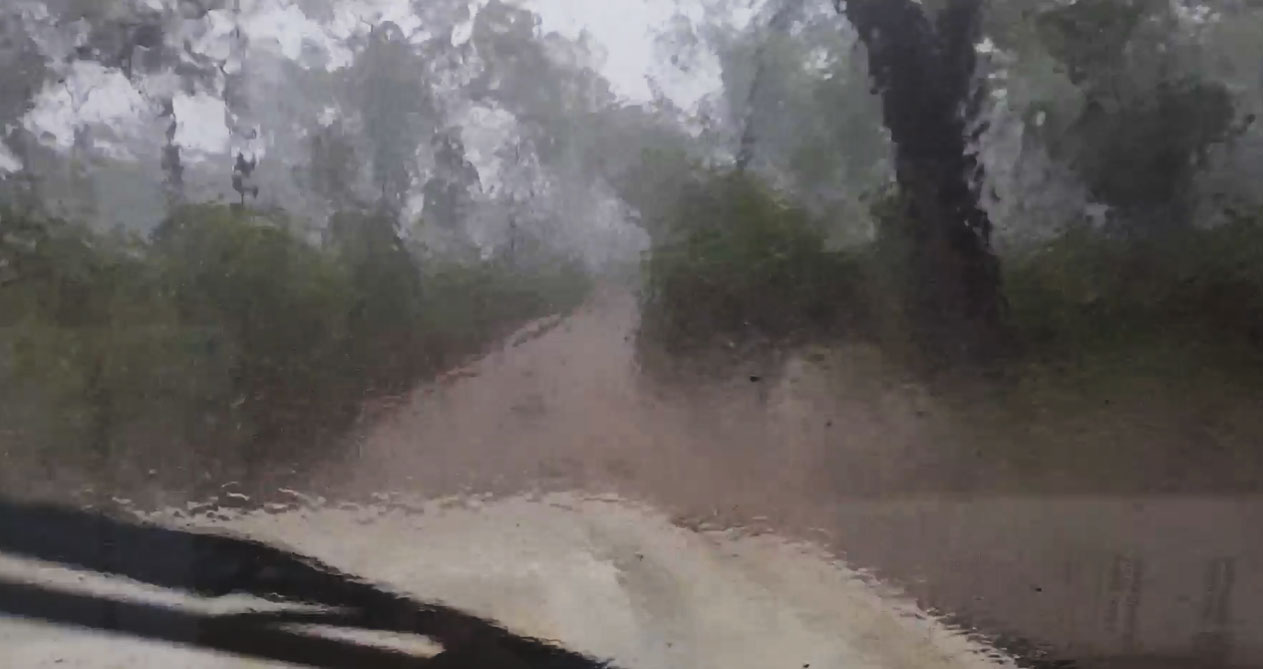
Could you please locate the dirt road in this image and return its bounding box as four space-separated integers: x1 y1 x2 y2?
327 289 1263 668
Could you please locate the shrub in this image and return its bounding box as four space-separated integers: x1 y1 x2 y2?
1 203 591 490
637 169 1263 385
154 205 358 449
1004 215 1263 369
419 255 590 361
638 169 871 364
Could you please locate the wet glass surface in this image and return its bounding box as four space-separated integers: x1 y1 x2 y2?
2 1 1262 667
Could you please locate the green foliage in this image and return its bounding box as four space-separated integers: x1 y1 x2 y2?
1031 0 1243 230
617 147 698 245
1005 214 1263 366
1045 78 1237 227
153 204 357 446
1 205 240 473
327 209 426 390
419 256 591 360
639 170 870 360
639 169 1263 385
1 203 591 484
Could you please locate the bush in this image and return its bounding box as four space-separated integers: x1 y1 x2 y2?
1 203 591 490
154 204 359 449
1 205 242 478
419 256 590 361
638 169 871 365
637 167 1263 385
1004 216 1263 370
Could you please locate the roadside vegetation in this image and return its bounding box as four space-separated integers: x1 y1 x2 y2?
0 202 589 489
635 167 1263 491
638 170 870 361
640 172 1263 378
637 0 1263 381
631 0 1263 490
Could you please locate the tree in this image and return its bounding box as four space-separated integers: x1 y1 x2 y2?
421 126 481 256
835 0 1003 363
327 208 426 385
0 5 49 201
688 0 889 240
1030 0 1241 232
308 120 361 213
231 152 258 207
349 21 434 218
734 0 808 172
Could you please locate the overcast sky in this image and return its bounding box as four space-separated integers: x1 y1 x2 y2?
527 0 680 101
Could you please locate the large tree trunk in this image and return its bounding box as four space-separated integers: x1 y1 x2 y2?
837 0 1003 365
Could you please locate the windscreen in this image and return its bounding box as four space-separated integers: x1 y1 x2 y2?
1 1 1260 668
